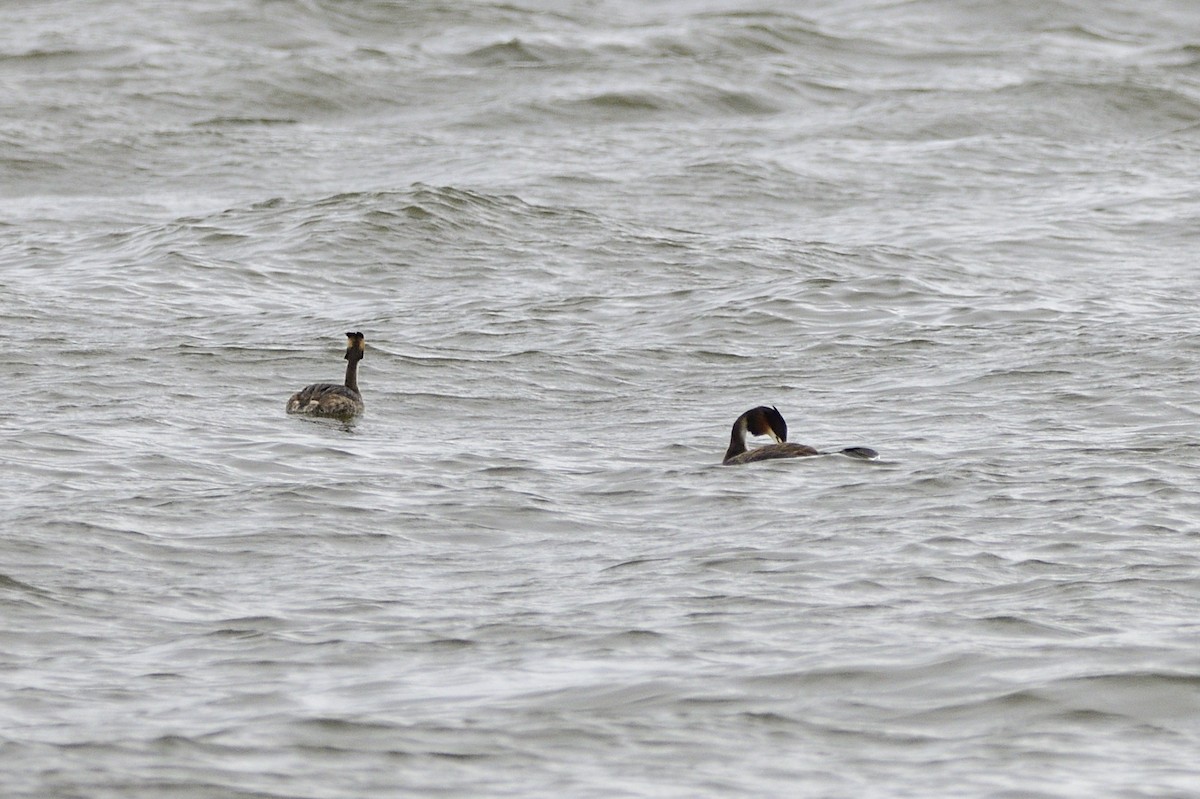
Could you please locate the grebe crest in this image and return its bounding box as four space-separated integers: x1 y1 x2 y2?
286 332 366 421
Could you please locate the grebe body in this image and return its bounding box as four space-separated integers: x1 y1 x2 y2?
722 406 877 465
286 332 365 420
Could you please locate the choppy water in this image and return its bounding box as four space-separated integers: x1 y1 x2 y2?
5 1 1200 796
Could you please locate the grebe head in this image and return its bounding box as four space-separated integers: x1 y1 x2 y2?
745 405 787 443
344 331 365 362
724 405 789 463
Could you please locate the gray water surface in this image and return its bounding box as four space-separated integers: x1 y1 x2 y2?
4 1 1200 796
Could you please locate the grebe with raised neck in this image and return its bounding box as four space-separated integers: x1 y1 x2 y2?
722 406 877 465
286 332 365 420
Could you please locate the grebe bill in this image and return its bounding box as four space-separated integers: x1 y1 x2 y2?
721 405 877 465
286 332 365 420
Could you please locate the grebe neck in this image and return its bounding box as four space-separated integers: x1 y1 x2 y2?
724 416 748 462
344 356 360 394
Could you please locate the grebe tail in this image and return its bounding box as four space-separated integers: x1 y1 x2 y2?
286 332 365 420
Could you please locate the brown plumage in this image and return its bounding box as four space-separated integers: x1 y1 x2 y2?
286 332 366 421
721 406 877 465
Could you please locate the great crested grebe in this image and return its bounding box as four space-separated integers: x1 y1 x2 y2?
286 332 365 420
722 406 877 465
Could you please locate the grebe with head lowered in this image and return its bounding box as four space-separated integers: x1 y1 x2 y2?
286 332 365 420
722 406 877 465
